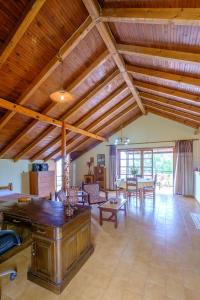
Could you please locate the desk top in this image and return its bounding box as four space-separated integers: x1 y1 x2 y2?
0 199 90 227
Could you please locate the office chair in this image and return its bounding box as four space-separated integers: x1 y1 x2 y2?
0 230 21 281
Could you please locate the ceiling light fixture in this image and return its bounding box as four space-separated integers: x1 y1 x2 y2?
50 55 73 103
114 125 130 145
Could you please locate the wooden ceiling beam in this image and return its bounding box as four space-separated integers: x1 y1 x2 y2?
140 92 200 117
82 0 145 114
0 97 105 147
134 81 200 107
60 111 142 162
117 43 200 66
144 103 200 128
31 84 128 160
0 16 94 131
13 70 119 161
147 107 199 129
127 64 200 90
100 8 200 26
0 0 47 68
0 50 109 158
43 97 137 161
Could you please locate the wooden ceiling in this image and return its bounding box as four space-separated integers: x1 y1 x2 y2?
0 0 199 161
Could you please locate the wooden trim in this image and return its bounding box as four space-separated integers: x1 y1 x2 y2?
0 0 47 67
0 50 109 158
0 16 94 131
134 81 200 107
82 0 145 114
127 64 200 90
30 84 128 161
140 92 200 117
100 8 200 26
14 71 119 161
117 43 200 65
146 105 199 129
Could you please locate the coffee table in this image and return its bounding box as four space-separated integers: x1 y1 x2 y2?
98 197 128 228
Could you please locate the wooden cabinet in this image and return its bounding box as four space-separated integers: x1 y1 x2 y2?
84 174 94 184
28 208 93 294
94 166 106 190
29 171 55 197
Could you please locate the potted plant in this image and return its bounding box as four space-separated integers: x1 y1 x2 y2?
130 166 138 177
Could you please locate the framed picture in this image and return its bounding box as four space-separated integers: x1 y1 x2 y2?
97 154 105 166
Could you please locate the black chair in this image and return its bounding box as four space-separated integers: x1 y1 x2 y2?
0 230 21 281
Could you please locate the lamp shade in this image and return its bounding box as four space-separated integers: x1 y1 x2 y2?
50 89 73 103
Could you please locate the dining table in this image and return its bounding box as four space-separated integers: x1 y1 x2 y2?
117 177 155 200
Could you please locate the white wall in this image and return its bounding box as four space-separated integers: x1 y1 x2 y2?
73 113 200 188
0 159 55 193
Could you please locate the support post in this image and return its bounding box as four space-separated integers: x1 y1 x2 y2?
62 122 69 192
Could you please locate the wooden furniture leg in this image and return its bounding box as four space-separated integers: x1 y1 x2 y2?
114 212 118 229
100 209 103 226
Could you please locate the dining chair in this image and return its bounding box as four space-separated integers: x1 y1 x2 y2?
126 177 139 203
143 174 157 202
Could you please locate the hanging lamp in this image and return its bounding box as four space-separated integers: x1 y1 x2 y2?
114 125 130 145
50 55 73 103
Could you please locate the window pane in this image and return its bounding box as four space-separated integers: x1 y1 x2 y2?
120 167 126 175
120 160 127 167
120 151 126 159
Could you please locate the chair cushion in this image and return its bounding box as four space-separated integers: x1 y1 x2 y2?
83 184 99 198
0 233 19 255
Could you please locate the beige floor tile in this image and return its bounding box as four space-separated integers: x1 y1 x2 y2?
144 282 166 300
166 277 185 300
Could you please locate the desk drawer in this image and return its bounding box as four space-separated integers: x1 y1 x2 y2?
32 224 56 239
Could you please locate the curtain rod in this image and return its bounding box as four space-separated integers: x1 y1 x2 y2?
107 138 199 146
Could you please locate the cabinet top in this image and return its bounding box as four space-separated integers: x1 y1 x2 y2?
0 199 90 227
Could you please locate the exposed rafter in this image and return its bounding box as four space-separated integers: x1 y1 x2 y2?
145 103 200 128
140 92 200 117
117 44 200 66
0 0 47 68
43 97 137 161
127 64 200 90
82 0 145 114
0 16 94 131
0 50 110 158
0 97 105 143
134 81 200 107
147 107 199 129
58 111 142 162
100 8 200 26
31 84 129 161
13 70 119 161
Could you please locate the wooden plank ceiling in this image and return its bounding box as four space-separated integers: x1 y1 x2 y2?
0 0 199 161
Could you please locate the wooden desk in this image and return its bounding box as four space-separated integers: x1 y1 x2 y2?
0 199 93 294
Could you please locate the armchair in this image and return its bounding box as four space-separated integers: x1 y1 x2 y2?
82 183 108 205
0 230 21 281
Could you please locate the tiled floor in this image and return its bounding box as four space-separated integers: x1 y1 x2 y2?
1 191 200 300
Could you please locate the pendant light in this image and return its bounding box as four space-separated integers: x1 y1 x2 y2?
114 125 130 145
50 55 73 103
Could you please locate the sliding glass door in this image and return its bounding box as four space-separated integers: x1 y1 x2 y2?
117 148 174 188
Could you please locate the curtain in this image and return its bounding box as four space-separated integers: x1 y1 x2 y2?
109 145 117 190
174 140 194 196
